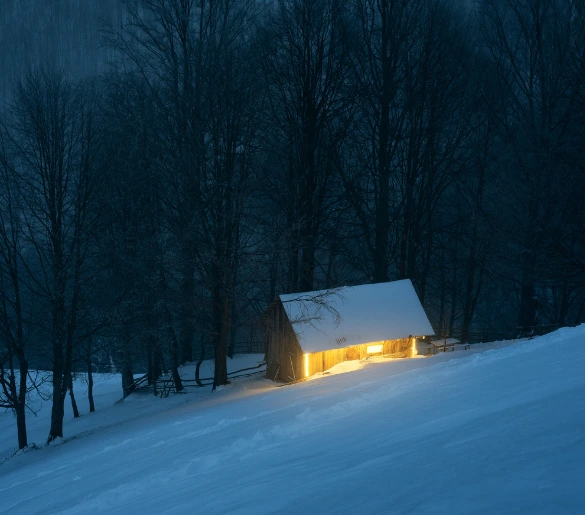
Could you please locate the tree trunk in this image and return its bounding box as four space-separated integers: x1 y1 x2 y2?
48 328 65 443
558 279 570 327
518 261 537 331
148 332 163 391
212 296 230 389
399 191 412 280
151 343 162 396
213 340 228 389
299 238 315 292
179 249 195 363
288 243 299 292
269 253 277 301
462 236 478 341
16 358 28 449
147 333 155 386
299 64 318 293
15 400 27 450
165 309 184 393
299 167 316 292
121 336 134 396
228 302 236 359
48 379 65 442
373 17 392 283
438 250 447 327
68 373 80 418
87 357 95 413
518 204 539 331
228 227 240 360
448 238 459 335
154 345 163 394
48 269 68 443
121 363 133 395
195 338 205 387
462 156 487 342
170 338 184 393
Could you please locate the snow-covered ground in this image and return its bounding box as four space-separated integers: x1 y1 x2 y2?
1 329 584 513
0 354 266 463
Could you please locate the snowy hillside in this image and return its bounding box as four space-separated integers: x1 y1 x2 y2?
1 328 585 513
0 354 267 463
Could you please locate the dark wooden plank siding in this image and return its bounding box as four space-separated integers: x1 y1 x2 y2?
264 301 304 382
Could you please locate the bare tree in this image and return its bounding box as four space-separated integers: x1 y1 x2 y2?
481 0 579 331
343 0 421 283
196 0 263 388
258 0 351 293
99 73 178 394
108 0 207 365
6 70 102 442
0 126 33 449
108 0 263 388
343 0 472 303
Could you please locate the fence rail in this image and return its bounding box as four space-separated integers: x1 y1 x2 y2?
148 362 267 398
447 323 560 344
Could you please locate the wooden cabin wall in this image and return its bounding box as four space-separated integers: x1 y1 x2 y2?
383 338 412 357
266 301 415 382
264 304 279 377
265 301 303 382
306 338 413 376
281 323 303 382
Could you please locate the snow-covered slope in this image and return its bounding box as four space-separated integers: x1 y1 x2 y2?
1 328 584 514
0 354 266 463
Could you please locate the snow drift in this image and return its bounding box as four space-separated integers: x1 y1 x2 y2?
1 327 584 514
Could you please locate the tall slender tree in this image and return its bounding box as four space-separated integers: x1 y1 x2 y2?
259 0 351 293
6 70 102 442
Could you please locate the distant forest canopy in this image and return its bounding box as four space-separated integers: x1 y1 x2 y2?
1 0 584 445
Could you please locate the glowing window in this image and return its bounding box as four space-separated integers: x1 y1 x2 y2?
366 344 383 354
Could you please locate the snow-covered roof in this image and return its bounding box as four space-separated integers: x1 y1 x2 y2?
279 279 434 354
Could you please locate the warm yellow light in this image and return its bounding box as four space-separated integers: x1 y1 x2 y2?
304 353 309 378
366 344 383 354
411 337 417 358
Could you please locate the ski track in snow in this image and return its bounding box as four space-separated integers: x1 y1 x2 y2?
1 330 584 513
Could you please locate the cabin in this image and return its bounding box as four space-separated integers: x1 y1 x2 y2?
264 279 434 382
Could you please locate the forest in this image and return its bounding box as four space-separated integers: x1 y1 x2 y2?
1 0 584 448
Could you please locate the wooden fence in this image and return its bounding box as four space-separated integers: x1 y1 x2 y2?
122 362 267 400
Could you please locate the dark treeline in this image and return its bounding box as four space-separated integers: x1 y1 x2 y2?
1 0 585 448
